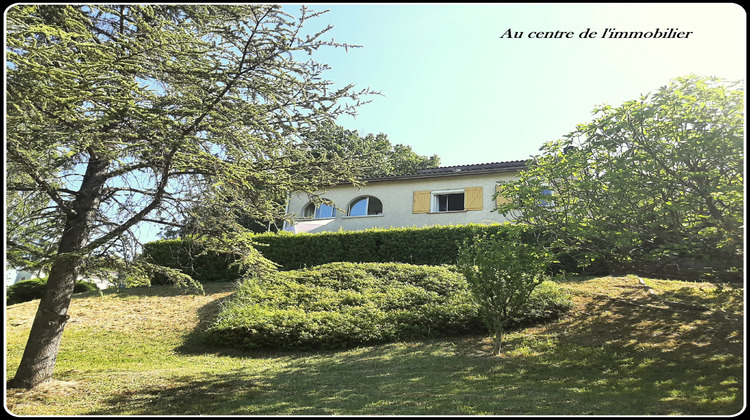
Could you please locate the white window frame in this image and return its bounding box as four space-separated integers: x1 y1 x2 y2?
430 189 466 213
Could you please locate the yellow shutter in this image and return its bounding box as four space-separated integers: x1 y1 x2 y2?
464 187 483 211
413 190 431 213
495 184 510 206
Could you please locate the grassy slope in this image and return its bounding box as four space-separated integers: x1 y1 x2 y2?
4 276 744 415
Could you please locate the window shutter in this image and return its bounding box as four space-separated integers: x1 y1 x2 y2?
464 187 483 211
413 190 430 213
495 184 510 206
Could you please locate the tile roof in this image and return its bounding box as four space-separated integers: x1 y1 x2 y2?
413 160 528 175
363 159 528 182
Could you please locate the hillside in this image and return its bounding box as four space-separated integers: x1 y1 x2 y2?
5 275 744 415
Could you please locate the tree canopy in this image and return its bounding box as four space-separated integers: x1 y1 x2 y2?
6 4 375 388
496 75 744 279
303 122 441 178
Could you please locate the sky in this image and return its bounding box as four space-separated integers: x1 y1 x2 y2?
286 2 746 167
6 3 746 260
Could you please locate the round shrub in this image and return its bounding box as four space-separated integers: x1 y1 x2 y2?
6 277 48 306
6 277 100 305
74 280 100 294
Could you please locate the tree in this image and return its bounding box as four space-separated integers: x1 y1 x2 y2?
302 122 441 178
496 75 744 279
456 224 552 355
5 171 64 274
156 122 441 238
6 4 375 389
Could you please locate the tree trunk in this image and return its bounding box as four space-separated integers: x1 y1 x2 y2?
7 254 82 388
492 331 504 356
8 153 108 389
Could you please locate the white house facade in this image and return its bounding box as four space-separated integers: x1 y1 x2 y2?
283 160 526 233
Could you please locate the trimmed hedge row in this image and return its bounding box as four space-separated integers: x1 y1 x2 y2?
142 224 510 280
205 262 572 351
141 224 608 284
253 224 511 269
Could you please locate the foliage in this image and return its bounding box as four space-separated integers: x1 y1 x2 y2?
5 172 64 274
206 262 570 351
6 278 99 306
497 75 744 280
144 224 532 275
304 122 441 178
505 280 573 329
206 262 484 350
457 224 555 354
5 4 375 388
142 234 277 284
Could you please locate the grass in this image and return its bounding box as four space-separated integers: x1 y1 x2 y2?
4 275 744 415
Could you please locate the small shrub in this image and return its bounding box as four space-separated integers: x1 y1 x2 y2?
74 280 100 294
457 224 556 354
6 277 48 305
6 277 99 305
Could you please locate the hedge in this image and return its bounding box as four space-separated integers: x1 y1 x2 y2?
141 224 608 283
141 239 243 283
204 262 572 351
142 224 510 281
253 224 512 269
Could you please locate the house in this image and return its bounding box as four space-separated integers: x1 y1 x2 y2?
5 267 114 290
283 160 527 233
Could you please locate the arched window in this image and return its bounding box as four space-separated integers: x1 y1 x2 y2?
348 196 383 216
302 201 336 218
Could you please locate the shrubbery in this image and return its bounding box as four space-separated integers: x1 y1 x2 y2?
142 225 604 285
6 277 99 305
253 224 510 269
205 262 572 351
458 225 558 354
142 225 513 279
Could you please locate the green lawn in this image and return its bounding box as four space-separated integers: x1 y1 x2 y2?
5 276 744 415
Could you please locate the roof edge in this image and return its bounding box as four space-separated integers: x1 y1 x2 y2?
360 159 529 183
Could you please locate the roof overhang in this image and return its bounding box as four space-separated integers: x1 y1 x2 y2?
357 160 529 184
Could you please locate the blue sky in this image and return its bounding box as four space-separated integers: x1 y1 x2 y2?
288 2 746 166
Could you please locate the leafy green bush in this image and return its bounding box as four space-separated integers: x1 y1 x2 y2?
205 262 572 351
6 277 99 305
74 280 99 293
457 225 556 354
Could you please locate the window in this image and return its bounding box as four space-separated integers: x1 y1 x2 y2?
413 187 483 213
302 201 336 218
348 196 383 216
433 191 465 212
